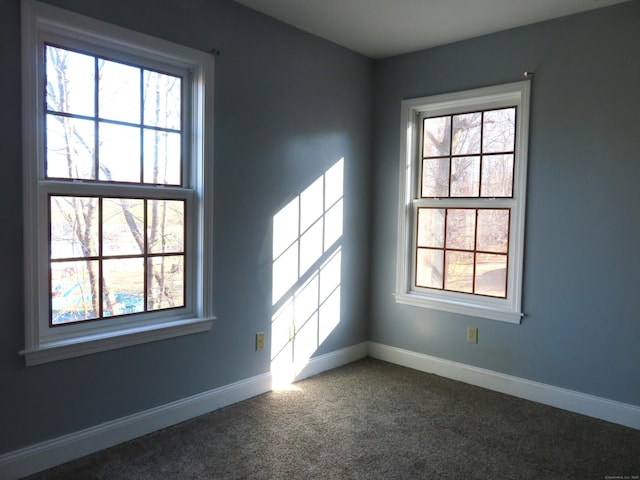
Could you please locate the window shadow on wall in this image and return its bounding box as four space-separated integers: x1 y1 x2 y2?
271 158 344 388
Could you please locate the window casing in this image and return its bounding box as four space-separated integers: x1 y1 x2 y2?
22 0 215 365
395 82 530 323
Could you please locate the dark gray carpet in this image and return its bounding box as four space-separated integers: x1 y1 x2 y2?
25 358 640 479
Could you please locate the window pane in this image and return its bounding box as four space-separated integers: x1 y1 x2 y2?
416 248 443 289
143 71 181 130
475 253 507 297
446 209 476 250
143 129 181 185
103 257 144 316
98 59 140 123
481 154 513 197
417 208 445 248
46 114 95 180
148 255 184 310
450 156 480 197
46 46 95 117
483 108 515 153
102 198 144 256
476 209 509 253
147 199 184 254
423 116 451 157
99 123 141 182
422 158 449 197
51 260 100 324
50 196 99 258
452 112 481 155
445 251 474 293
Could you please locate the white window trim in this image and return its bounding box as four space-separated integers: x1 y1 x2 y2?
395 81 530 324
21 0 215 366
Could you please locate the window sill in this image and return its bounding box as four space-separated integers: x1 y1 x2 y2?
394 292 523 324
20 316 215 366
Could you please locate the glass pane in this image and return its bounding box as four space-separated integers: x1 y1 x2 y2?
143 70 181 130
98 59 140 123
423 116 451 157
452 112 481 155
46 46 94 117
445 251 474 293
416 248 443 289
50 196 99 259
476 209 509 253
103 257 144 316
417 208 445 248
422 158 450 197
446 209 476 251
99 123 141 182
481 154 513 197
51 260 99 324
143 129 181 185
147 199 184 254
483 108 515 153
46 114 95 180
148 255 184 310
450 156 480 197
475 253 507 297
102 198 144 256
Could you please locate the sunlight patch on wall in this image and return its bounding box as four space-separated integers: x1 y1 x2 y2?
271 159 344 387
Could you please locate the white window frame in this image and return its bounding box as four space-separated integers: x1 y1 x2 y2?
395 81 530 324
21 0 215 366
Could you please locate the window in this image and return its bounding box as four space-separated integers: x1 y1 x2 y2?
395 82 530 323
21 0 215 365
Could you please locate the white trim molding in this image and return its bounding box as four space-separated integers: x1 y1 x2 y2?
369 341 640 431
0 343 368 479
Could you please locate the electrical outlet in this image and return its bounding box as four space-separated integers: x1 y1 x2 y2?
255 332 265 351
467 327 478 344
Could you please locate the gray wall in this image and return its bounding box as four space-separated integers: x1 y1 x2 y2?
0 0 372 453
2 0 638 459
370 1 640 406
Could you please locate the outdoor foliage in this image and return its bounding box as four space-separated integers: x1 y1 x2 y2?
45 45 186 324
416 108 516 298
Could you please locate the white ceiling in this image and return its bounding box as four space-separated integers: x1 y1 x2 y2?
233 0 631 58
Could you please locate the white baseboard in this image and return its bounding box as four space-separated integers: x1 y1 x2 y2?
368 341 640 430
1 372 272 480
0 342 367 480
8 340 634 479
